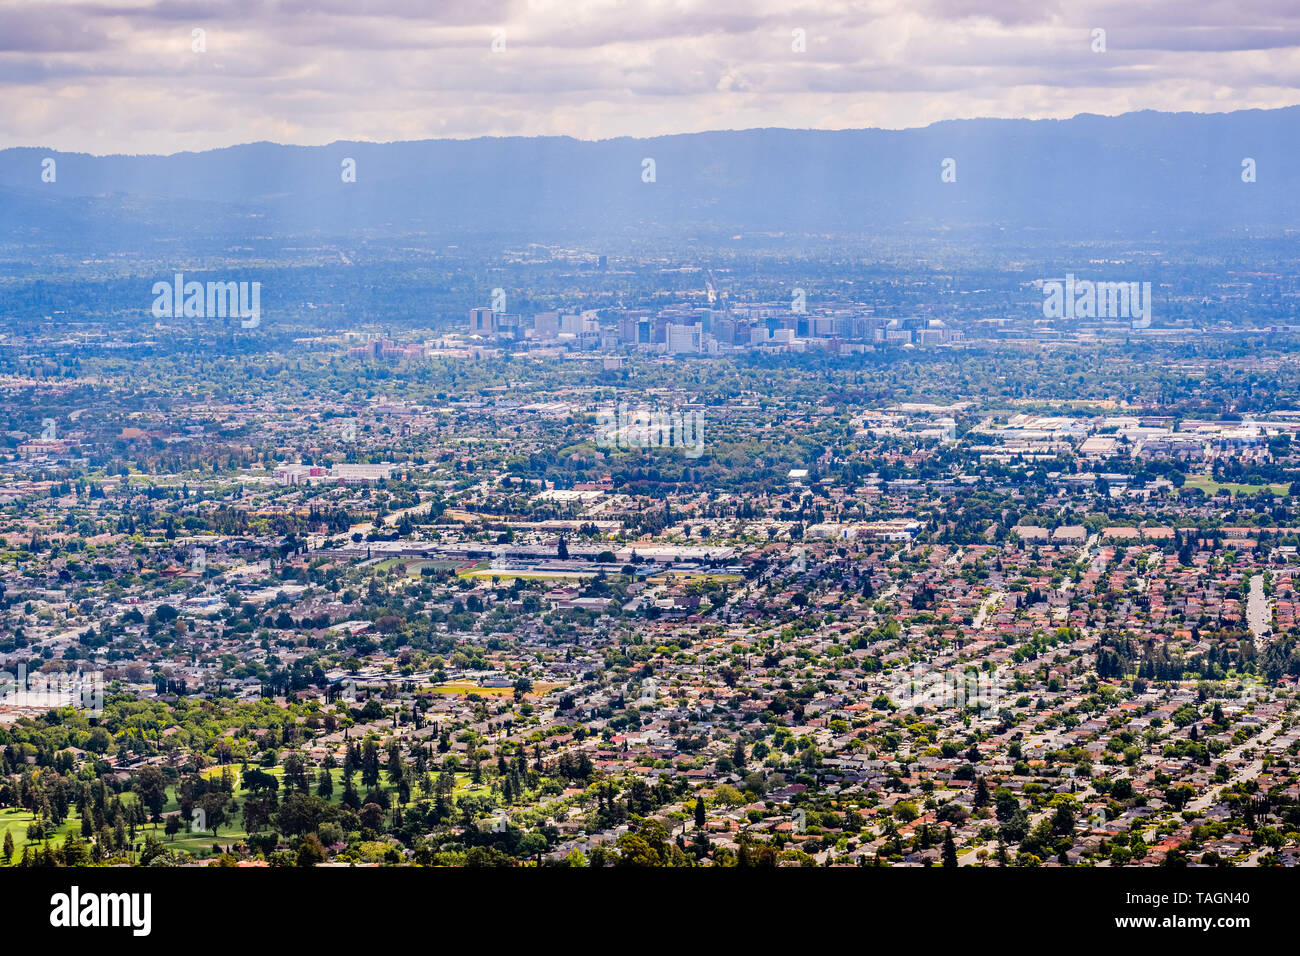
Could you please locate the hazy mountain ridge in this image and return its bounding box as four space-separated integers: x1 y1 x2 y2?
2 107 1298 243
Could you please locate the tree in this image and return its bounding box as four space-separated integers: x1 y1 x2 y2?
893 801 919 823
199 792 229 836
994 787 1019 822
712 784 745 807
518 831 548 864
614 820 686 867
134 766 168 823
2 831 12 863
277 792 335 837
283 753 310 793
1000 808 1030 844
297 833 326 867
242 792 277 835
731 739 747 770
694 796 706 829
942 828 958 867
1051 804 1075 837
361 739 381 788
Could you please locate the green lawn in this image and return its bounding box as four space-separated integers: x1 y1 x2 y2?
0 807 80 863
1182 475 1291 497
459 569 597 580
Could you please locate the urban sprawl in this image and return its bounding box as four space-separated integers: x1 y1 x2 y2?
3 265 1300 870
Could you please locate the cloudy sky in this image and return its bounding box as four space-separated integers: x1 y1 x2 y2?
4 0 1300 155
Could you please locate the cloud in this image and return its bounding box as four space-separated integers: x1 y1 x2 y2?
0 0 1297 153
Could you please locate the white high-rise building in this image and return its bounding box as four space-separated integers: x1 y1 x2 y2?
666 322 702 354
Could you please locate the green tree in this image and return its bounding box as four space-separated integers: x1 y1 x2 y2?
297 833 327 867
199 792 231 836
942 828 958 867
134 765 169 823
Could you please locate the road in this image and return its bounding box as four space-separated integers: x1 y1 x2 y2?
1186 718 1283 814
972 591 1005 629
1246 573 1271 642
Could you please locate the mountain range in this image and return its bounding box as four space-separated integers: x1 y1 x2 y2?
2 107 1298 246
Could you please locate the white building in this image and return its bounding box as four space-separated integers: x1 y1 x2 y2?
666 322 703 354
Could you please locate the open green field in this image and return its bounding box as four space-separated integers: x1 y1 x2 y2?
403 559 466 575
458 567 597 581
1182 475 1291 497
375 558 465 575
0 806 81 863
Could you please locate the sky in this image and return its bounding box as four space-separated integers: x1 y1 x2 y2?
3 0 1300 155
